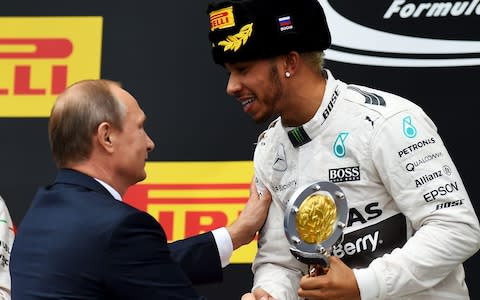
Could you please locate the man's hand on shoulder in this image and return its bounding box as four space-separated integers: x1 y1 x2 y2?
227 177 272 250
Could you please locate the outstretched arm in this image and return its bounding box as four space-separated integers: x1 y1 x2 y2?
227 178 272 250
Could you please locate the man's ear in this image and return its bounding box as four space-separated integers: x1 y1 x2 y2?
96 122 114 153
284 51 300 76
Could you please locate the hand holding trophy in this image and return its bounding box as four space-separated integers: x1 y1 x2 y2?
284 181 348 277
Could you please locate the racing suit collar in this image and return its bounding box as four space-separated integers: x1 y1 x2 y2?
285 69 344 147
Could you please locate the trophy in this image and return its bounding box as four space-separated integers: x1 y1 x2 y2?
284 181 348 276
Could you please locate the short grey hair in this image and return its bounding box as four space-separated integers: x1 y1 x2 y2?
48 79 126 167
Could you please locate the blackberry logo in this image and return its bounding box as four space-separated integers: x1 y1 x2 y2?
333 231 380 257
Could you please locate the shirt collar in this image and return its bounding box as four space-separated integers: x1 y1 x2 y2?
94 178 122 201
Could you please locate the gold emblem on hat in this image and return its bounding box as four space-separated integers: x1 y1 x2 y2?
218 23 253 52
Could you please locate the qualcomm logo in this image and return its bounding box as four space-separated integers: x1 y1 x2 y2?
319 0 480 67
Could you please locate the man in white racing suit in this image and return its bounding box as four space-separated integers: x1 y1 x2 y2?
206 0 480 299
0 196 14 300
252 69 480 299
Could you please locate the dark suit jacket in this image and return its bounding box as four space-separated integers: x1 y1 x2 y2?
11 169 223 299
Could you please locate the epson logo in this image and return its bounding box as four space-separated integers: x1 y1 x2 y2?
329 166 360 183
423 181 459 202
318 0 480 67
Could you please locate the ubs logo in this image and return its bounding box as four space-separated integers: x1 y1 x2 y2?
319 0 480 67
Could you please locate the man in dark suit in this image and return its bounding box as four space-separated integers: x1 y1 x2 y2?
10 79 271 299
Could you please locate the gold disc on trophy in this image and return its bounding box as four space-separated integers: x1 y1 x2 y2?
295 193 337 244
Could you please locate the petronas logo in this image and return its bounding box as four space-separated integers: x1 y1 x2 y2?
403 116 417 138
333 132 349 158
218 23 253 52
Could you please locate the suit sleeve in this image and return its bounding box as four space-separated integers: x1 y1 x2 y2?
106 211 206 300
169 232 223 284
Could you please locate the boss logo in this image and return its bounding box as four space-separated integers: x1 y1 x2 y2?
329 166 360 183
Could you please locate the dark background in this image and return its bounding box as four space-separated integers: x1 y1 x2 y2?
1 1 478 299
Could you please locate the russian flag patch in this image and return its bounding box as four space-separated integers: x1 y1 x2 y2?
278 16 293 31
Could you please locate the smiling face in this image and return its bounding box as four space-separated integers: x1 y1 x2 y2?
225 58 285 124
110 85 155 187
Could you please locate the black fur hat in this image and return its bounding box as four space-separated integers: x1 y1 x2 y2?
207 0 331 65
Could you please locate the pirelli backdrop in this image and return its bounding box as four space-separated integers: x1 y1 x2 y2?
1 1 479 299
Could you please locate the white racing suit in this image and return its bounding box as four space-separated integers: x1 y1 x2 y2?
252 70 480 300
0 196 13 300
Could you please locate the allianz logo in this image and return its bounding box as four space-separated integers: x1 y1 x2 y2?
319 0 480 67
332 231 380 258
